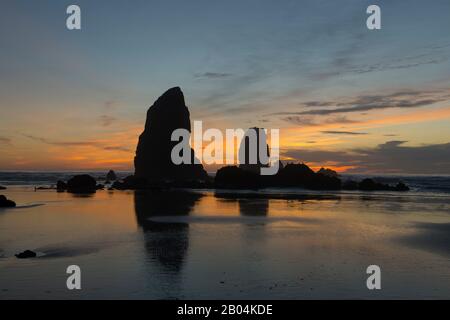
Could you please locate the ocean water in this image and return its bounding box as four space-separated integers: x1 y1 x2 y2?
1 173 450 299
0 171 133 187
1 171 450 194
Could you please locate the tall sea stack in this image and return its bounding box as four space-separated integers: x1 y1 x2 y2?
134 87 208 183
238 127 270 175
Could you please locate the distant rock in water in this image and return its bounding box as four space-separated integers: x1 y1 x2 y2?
395 182 410 191
134 87 208 185
106 170 117 181
66 174 97 193
15 250 36 259
356 178 410 192
0 195 16 207
0 186 6 190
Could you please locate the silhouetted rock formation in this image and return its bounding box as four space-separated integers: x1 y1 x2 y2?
0 186 6 190
106 170 117 181
275 163 341 190
342 179 359 190
66 174 97 193
15 250 36 259
275 163 315 187
134 87 208 186
55 175 105 193
112 175 149 190
317 167 339 178
214 162 410 191
239 127 270 175
56 180 67 192
215 166 261 189
215 163 341 190
0 195 16 207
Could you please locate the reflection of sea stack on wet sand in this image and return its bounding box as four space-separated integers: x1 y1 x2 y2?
134 87 208 184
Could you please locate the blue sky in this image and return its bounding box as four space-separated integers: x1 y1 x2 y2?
1 0 450 172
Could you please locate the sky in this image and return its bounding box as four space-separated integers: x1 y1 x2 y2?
0 0 450 174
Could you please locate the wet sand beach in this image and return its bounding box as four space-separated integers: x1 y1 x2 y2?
1 185 450 299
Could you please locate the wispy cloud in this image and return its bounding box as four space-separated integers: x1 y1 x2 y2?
282 115 358 127
103 146 131 152
283 141 450 174
98 115 117 127
23 134 95 147
274 90 449 116
22 134 130 152
321 131 367 135
104 101 117 109
0 136 12 145
195 72 233 79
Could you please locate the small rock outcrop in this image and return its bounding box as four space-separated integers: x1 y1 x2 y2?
56 180 67 192
0 186 6 190
134 87 208 185
215 166 260 189
0 195 16 207
111 175 149 190
66 174 97 193
106 170 117 181
395 182 410 191
342 180 359 190
317 167 339 178
15 250 37 259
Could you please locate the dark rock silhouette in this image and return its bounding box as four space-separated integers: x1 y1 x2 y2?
106 170 117 181
239 127 270 175
275 163 315 187
0 195 16 207
0 186 6 190
134 87 208 186
358 178 384 191
215 166 260 189
15 250 36 259
111 175 149 190
310 169 342 190
56 180 67 192
275 163 341 190
214 162 410 191
66 174 97 193
342 179 359 190
395 182 410 191
317 167 339 178
215 163 342 190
